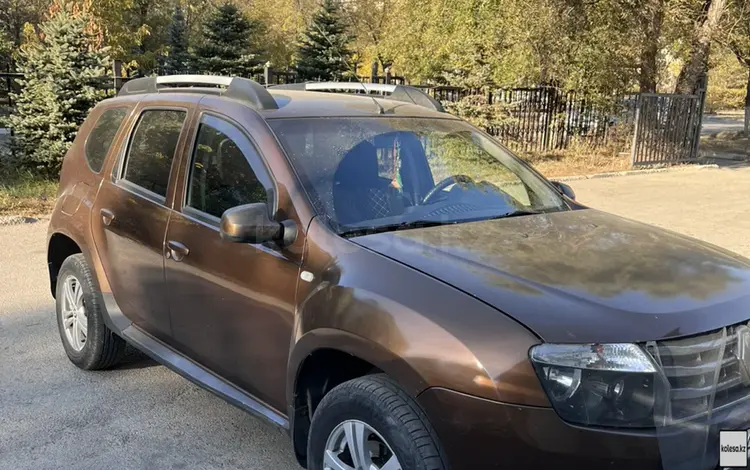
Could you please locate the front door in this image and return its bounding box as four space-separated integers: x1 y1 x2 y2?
91 106 190 340
163 113 299 413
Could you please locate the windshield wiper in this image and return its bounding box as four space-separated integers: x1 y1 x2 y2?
486 209 544 220
340 210 545 238
339 219 456 238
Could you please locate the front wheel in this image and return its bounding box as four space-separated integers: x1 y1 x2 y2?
307 374 448 470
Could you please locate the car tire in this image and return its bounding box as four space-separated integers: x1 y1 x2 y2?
55 254 126 370
307 373 448 470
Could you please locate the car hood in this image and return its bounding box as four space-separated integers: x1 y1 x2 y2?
352 209 750 344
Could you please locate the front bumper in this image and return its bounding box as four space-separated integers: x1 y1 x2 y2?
417 387 750 470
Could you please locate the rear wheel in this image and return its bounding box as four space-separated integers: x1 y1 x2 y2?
308 374 448 470
55 254 126 370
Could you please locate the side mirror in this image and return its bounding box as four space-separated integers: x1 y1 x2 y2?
551 181 576 200
220 203 296 246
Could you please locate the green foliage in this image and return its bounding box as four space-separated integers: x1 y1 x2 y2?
178 0 214 46
441 94 514 130
296 0 354 81
0 29 12 71
88 0 172 75
340 0 397 71
378 0 642 96
0 0 47 46
240 0 316 70
162 5 190 74
6 7 110 176
193 2 266 77
706 49 747 112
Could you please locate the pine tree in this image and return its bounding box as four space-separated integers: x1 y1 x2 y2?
162 5 189 74
193 2 266 77
296 0 353 81
7 8 110 176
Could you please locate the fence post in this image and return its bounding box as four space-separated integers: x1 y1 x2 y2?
690 75 707 161
6 72 11 109
630 96 643 167
264 63 272 86
112 60 122 93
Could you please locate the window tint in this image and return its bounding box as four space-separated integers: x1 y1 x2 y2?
85 108 128 172
123 110 186 197
187 117 267 218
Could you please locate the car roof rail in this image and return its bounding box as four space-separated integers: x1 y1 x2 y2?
118 75 279 111
270 81 445 113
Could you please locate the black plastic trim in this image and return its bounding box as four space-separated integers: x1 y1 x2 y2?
99 292 289 429
101 292 132 333
120 324 290 429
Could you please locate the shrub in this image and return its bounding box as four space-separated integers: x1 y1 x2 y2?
6 7 110 177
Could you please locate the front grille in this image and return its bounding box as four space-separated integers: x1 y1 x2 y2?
650 322 750 421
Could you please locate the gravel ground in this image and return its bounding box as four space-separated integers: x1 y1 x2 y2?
1 165 749 470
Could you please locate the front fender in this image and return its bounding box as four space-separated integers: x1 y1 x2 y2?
291 217 550 408
289 276 501 406
287 327 430 407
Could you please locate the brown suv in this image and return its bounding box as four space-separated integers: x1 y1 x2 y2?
47 75 750 470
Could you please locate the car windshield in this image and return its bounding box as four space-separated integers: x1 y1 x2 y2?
269 117 568 235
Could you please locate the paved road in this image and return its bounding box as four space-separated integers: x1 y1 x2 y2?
1 165 749 470
701 113 746 136
0 226 301 469
571 166 750 258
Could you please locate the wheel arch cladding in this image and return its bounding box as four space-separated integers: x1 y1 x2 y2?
288 330 428 468
48 232 83 297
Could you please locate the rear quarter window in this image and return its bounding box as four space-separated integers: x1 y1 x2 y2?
85 107 129 173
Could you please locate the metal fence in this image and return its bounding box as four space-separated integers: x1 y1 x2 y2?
0 71 639 156
630 93 703 166
260 67 407 86
1 68 706 167
429 85 626 154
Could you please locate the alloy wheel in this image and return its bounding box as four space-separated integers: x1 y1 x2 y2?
323 419 402 470
61 275 87 351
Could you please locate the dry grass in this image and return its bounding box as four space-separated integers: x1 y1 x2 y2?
0 171 58 217
521 139 632 178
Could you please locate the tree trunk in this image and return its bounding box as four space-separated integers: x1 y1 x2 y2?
745 68 750 137
674 0 727 95
639 0 664 93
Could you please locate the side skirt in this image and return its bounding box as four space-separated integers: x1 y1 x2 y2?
101 292 289 430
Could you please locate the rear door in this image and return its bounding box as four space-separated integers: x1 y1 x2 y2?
91 99 194 341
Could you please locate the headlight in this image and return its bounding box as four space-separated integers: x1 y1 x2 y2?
530 343 660 428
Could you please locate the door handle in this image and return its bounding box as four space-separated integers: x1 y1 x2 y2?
167 240 189 262
100 208 115 226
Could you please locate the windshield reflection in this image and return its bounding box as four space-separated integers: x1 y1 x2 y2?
269 117 567 234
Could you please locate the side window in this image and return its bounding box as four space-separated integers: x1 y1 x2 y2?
122 109 186 198
85 107 128 172
186 116 268 218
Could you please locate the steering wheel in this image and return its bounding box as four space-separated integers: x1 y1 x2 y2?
421 175 475 205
